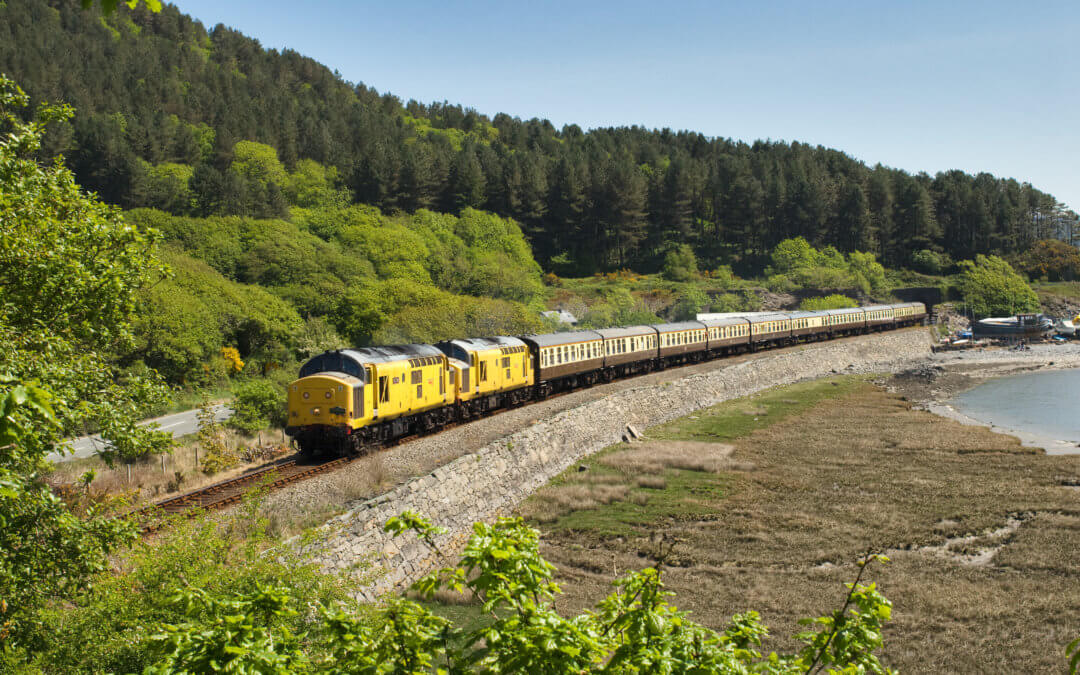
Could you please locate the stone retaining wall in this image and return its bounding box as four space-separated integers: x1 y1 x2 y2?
305 329 933 600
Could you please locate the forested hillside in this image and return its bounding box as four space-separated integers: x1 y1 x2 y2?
2 0 1075 277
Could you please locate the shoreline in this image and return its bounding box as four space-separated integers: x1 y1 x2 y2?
896 342 1080 455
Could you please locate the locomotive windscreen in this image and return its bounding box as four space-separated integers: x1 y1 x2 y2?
299 352 364 379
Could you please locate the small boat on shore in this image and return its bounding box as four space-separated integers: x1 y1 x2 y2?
972 314 1053 339
1053 314 1079 336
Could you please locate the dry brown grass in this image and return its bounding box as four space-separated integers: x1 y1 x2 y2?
599 441 735 475
47 430 291 506
518 483 631 523
532 381 1080 672
635 475 667 489
258 453 391 536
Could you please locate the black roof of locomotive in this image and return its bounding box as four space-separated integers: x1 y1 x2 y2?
298 345 443 381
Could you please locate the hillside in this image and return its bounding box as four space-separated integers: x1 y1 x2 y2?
1 0 1075 278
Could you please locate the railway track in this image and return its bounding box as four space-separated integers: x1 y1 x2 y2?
136 326 924 531
135 455 351 531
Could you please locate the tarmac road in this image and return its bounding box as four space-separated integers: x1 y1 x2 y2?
47 404 232 463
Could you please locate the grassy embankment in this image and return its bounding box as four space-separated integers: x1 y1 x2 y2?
423 376 1079 671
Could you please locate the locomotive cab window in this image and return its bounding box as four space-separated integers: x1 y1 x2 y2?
480 361 488 382
378 376 390 403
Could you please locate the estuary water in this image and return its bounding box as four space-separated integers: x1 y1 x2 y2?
949 368 1080 454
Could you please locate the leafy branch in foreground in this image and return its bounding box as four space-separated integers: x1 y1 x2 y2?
141 512 897 673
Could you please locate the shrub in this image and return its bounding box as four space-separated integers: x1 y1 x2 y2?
910 248 953 275
135 513 896 673
770 236 817 274
1015 239 1080 282
672 287 710 320
708 264 739 288
229 379 287 433
29 494 364 673
801 294 857 310
957 255 1040 318
661 244 698 281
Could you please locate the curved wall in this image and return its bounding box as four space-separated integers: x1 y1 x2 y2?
302 329 933 600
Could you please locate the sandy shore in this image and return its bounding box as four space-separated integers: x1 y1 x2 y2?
894 342 1080 455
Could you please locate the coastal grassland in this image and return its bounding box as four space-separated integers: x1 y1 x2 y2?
517 377 1080 672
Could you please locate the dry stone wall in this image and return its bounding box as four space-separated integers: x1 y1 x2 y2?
305 329 933 600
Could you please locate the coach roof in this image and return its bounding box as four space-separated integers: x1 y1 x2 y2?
593 325 658 339
520 330 604 347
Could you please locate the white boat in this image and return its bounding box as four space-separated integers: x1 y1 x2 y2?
1054 314 1080 336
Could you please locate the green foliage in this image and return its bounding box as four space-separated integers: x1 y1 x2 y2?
145 585 306 674
196 399 237 474
800 294 858 310
29 494 362 672
848 250 887 294
231 140 288 187
1016 239 1080 282
285 159 349 209
672 286 710 320
0 76 164 650
795 554 893 674
244 512 891 673
142 161 194 213
229 379 286 434
910 248 953 275
770 236 819 274
81 0 162 13
133 246 304 384
334 278 544 346
767 237 886 294
661 243 698 282
957 254 1040 318
577 287 661 329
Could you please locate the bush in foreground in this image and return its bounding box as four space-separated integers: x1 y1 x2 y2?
145 512 897 673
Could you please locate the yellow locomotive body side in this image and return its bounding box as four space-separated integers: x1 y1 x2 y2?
436 338 533 403
459 345 531 400
369 355 448 421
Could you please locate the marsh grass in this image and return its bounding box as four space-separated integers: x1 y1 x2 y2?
519 376 1080 672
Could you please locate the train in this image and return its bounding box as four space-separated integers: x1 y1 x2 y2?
285 302 926 457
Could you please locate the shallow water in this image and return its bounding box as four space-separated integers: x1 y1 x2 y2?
950 368 1080 450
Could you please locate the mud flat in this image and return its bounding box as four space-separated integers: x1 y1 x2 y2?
892 342 1080 455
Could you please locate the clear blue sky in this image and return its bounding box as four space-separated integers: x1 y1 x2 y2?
177 0 1079 211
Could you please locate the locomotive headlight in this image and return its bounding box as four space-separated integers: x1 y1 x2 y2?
312 408 321 415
